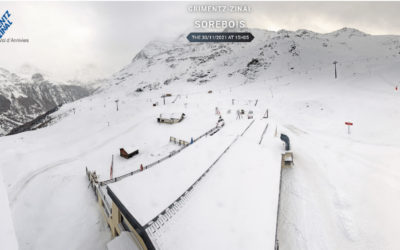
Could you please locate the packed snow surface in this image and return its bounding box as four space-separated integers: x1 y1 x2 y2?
0 27 399 250
0 170 19 250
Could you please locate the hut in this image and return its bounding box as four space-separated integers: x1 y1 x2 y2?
280 134 293 167
157 113 185 124
120 147 139 159
281 152 294 167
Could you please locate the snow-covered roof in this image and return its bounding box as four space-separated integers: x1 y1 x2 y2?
284 155 293 161
108 120 282 249
121 147 138 154
159 113 183 119
109 126 236 225
148 121 281 249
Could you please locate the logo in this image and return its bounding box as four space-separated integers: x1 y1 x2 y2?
0 10 12 39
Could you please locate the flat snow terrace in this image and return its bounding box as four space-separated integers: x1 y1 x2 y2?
108 119 250 226
151 120 282 250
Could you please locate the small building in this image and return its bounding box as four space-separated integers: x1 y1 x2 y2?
248 110 254 119
280 134 293 167
281 152 294 167
157 113 185 124
120 147 139 159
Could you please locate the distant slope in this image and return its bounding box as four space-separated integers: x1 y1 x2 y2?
0 68 92 135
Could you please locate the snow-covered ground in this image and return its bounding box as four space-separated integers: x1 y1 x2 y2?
0 170 19 250
0 27 400 250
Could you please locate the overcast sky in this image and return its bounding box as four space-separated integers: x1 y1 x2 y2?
1 1 400 82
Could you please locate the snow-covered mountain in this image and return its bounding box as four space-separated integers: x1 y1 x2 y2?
107 27 400 92
0 68 92 135
1 27 400 250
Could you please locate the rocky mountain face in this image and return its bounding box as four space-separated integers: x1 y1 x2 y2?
0 68 92 135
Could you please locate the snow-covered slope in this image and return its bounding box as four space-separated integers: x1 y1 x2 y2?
0 170 19 250
0 27 399 250
107 27 400 90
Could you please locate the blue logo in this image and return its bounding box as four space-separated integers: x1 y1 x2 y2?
0 10 13 39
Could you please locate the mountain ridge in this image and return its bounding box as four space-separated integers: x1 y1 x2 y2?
0 69 93 135
105 27 400 94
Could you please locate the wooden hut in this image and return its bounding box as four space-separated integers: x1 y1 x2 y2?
120 147 139 159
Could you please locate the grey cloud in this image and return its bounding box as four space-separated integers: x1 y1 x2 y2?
0 1 399 82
